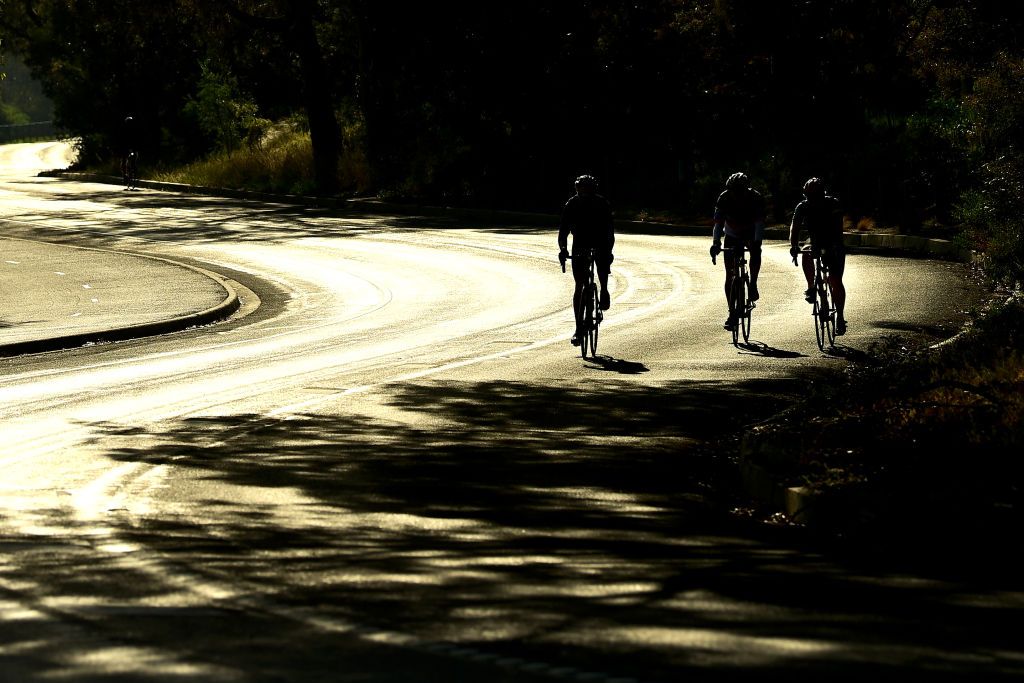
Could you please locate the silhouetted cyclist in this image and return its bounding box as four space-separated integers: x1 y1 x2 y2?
709 172 766 330
558 174 615 346
120 115 139 189
790 177 848 335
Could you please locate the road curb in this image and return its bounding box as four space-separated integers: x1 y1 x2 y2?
0 239 240 357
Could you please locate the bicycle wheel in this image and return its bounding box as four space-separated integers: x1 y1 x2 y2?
822 282 836 347
740 277 752 343
580 283 595 358
814 284 833 350
729 277 745 345
588 308 600 358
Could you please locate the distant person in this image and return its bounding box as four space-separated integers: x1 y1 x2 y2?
558 174 615 346
789 177 848 335
709 172 766 330
121 115 137 156
120 115 138 188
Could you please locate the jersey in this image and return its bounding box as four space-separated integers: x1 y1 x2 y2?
791 195 843 247
713 187 766 241
559 193 614 253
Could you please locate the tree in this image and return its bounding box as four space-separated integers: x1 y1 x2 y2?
212 0 342 194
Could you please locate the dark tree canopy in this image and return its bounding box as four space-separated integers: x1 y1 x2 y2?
2 1 1022 280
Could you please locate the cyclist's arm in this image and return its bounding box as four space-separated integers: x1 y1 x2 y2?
789 204 804 251
789 204 805 261
712 205 725 243
558 199 573 253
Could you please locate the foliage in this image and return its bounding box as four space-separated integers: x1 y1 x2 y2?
183 61 269 153
0 1 1022 279
746 295 1024 535
154 120 368 196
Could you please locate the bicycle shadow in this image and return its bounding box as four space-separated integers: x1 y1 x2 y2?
822 343 870 361
585 355 650 374
736 341 806 359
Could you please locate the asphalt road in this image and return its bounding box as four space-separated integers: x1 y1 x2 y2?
1 142 1017 682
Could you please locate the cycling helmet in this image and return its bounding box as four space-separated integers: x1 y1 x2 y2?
725 172 749 190
574 174 598 191
803 177 825 198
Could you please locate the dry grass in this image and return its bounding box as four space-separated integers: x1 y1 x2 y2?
155 129 318 196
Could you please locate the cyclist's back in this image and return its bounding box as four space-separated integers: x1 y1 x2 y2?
714 186 765 240
792 194 842 247
560 192 613 252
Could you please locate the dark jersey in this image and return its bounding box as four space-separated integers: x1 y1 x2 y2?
713 187 765 239
791 195 843 246
559 193 614 253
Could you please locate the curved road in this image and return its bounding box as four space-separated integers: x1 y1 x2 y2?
0 142 1014 682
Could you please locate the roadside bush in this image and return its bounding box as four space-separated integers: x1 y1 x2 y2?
184 62 270 153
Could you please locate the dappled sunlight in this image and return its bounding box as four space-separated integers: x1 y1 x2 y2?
3 377 1001 679
0 182 553 248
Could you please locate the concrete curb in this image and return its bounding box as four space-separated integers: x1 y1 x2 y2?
0 242 240 357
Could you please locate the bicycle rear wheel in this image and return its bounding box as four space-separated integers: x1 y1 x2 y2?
588 322 599 358
740 278 752 343
580 283 595 358
729 277 745 345
822 282 836 347
814 284 834 350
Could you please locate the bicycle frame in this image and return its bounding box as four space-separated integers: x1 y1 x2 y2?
811 250 836 350
563 249 602 359
720 246 753 344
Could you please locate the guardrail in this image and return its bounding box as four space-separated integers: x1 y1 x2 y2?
0 121 59 143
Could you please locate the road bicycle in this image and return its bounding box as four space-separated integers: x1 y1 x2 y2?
561 249 603 359
122 150 139 190
714 246 754 345
810 249 837 350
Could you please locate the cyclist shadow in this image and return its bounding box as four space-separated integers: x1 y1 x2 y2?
736 341 806 359
822 343 870 361
585 355 650 375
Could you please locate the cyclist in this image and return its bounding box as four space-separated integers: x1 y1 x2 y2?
120 114 138 188
558 174 615 346
709 172 766 330
789 177 848 335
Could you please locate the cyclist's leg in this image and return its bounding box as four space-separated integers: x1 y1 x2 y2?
827 247 848 333
747 239 762 301
570 253 588 343
595 249 612 310
722 237 739 327
800 245 815 300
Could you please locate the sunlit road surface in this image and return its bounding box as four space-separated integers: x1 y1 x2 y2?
1 143 1018 682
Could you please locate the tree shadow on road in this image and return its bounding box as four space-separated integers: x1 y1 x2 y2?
2 377 1011 681
9 187 553 246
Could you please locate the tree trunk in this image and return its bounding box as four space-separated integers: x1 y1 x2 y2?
289 2 340 195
